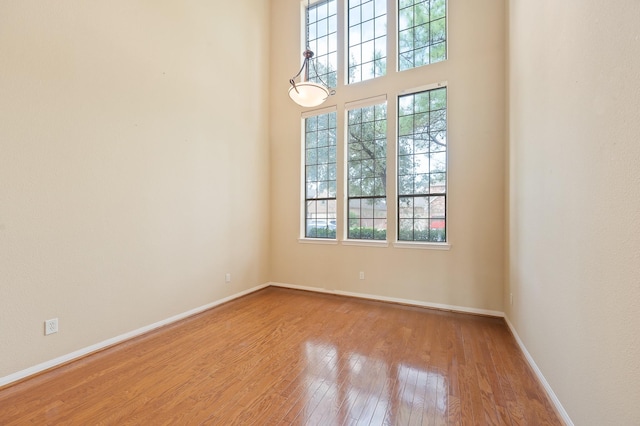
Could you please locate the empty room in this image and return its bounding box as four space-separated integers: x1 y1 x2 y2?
1 0 638 425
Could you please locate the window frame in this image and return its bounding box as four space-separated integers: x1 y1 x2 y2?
394 82 450 249
297 1 451 250
300 106 339 242
397 0 448 72
344 95 389 243
346 0 388 85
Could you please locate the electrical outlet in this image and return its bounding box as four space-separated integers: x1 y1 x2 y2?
359 271 365 280
225 273 231 283
45 318 58 335
510 293 513 305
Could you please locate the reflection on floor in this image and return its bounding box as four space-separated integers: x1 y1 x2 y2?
0 287 562 425
301 341 448 424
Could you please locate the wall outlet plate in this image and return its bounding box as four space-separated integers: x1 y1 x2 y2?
45 318 58 335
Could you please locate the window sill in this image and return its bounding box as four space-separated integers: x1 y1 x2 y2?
393 241 451 250
298 238 338 245
341 239 389 248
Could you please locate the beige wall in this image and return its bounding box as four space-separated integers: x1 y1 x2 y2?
269 0 506 312
6 1 638 423
507 1 640 424
0 1 271 377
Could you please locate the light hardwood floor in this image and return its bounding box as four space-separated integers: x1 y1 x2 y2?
0 287 562 425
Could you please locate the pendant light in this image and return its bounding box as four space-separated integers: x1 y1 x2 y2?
288 0 335 107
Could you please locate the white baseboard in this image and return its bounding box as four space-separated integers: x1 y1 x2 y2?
0 283 269 388
268 281 505 317
504 317 573 426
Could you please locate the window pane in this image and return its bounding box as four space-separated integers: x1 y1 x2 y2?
348 0 387 84
398 0 447 71
350 24 361 47
307 0 337 88
430 0 446 19
347 102 387 240
305 111 337 239
397 87 447 242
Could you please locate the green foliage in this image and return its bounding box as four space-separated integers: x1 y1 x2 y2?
307 227 337 239
312 59 338 88
397 88 447 191
305 70 449 245
345 226 446 242
348 226 387 240
398 228 446 242
306 0 338 87
398 0 447 70
306 112 338 199
348 104 387 198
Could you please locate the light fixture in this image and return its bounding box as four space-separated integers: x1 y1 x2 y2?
288 49 334 108
288 0 335 108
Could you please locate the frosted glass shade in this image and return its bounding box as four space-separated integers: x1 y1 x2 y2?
288 82 330 108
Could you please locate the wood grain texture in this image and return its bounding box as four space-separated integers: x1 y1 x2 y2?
0 287 563 425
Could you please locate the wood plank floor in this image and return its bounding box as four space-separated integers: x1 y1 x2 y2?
0 287 563 425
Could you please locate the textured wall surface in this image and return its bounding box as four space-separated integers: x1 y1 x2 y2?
507 1 640 424
268 0 507 312
0 1 271 377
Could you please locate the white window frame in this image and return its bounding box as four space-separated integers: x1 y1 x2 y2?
299 106 340 243
394 81 450 250
296 1 451 250
343 95 390 246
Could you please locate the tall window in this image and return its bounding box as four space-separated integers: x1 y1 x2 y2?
348 0 387 84
299 1 449 245
398 0 447 71
305 111 338 238
347 101 387 240
397 87 447 242
307 0 338 88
